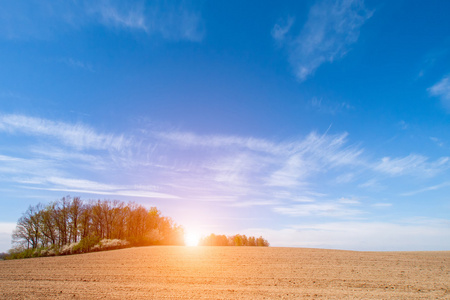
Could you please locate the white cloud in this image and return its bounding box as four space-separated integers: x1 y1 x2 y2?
273 201 363 218
417 48 449 79
267 154 311 187
358 178 381 189
273 0 373 81
87 0 147 31
335 172 355 183
44 176 178 199
0 154 64 180
338 197 360 204
371 202 392 208
375 154 427 175
0 0 204 42
292 196 316 203
229 200 281 208
374 154 450 177
30 146 107 170
156 130 283 154
157 130 363 168
0 116 371 213
87 0 206 41
0 114 130 151
24 177 179 200
309 97 353 114
429 75 450 111
401 181 450 197
0 1 84 40
271 17 294 42
158 130 364 192
144 1 205 41
46 177 122 191
57 58 94 72
430 137 444 147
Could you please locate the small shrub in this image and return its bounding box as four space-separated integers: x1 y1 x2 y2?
47 248 57 256
93 239 130 251
60 242 79 255
72 236 101 253
6 247 35 259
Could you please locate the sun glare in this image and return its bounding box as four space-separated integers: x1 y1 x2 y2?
184 231 201 247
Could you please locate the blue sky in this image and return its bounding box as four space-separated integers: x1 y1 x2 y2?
0 0 449 252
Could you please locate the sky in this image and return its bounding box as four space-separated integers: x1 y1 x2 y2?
0 0 449 252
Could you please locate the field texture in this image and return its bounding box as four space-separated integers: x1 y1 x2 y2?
0 246 449 299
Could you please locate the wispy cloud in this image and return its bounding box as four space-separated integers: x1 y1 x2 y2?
0 1 84 40
0 154 64 180
358 178 380 189
87 0 147 31
229 200 281 208
159 129 364 191
0 115 367 212
274 199 362 218
267 154 311 187
374 154 449 177
429 75 450 111
338 197 360 204
0 114 130 151
29 146 107 170
401 181 450 197
56 58 94 72
271 16 294 44
144 1 205 41
1 113 449 223
398 120 409 130
156 130 283 154
273 0 373 81
430 137 444 147
11 173 177 199
335 172 355 183
417 47 449 79
371 202 392 208
0 0 204 42
309 97 353 114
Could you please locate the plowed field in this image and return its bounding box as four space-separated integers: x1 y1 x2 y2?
0 246 449 299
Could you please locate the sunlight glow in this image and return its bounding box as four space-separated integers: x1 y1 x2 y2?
184 231 201 247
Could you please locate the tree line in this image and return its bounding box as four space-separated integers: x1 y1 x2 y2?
11 196 184 254
199 233 269 247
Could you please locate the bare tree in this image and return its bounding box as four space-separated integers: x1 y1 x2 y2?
11 197 187 255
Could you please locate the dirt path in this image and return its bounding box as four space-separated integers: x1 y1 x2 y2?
0 246 449 299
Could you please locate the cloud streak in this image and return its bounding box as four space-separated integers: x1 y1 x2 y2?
0 0 204 42
1 113 449 234
401 181 450 197
0 114 130 151
374 154 449 177
87 0 147 31
273 0 372 81
274 201 362 218
429 75 450 111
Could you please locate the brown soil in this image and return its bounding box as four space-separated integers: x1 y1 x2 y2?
0 246 449 299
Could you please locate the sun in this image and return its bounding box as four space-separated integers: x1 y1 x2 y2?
184 231 201 247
